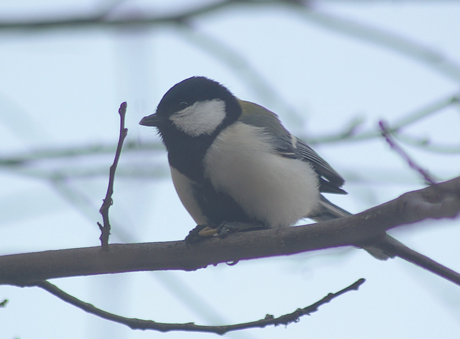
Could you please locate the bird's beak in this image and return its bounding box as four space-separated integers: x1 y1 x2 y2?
139 113 161 126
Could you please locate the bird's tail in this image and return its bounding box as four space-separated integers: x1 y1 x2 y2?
310 195 400 260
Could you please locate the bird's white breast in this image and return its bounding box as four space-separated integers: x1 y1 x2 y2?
203 122 320 228
170 166 208 225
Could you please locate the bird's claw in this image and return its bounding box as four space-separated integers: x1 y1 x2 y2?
185 222 266 244
185 224 215 244
217 222 265 237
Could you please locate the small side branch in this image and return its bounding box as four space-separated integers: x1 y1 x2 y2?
379 120 437 185
376 237 460 286
34 278 365 334
98 102 128 250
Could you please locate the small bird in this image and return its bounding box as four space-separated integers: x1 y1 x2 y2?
140 76 389 259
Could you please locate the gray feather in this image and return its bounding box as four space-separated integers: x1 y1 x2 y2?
310 196 396 260
238 100 345 195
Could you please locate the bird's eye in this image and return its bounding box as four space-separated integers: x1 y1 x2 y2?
178 102 188 109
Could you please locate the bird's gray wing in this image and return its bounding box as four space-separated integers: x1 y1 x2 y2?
278 135 346 194
238 101 398 260
238 100 346 194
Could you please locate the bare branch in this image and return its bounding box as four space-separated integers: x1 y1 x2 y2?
50 176 235 325
0 93 457 181
308 93 460 146
379 120 437 185
98 102 128 250
1 0 459 85
0 0 234 31
0 140 163 166
1 176 459 285
175 24 302 125
376 237 460 286
394 133 460 154
33 278 365 334
296 7 460 82
392 94 460 131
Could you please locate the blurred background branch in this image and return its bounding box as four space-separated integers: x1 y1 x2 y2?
1 91 458 182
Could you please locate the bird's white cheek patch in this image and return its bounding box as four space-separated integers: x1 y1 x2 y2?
170 100 226 136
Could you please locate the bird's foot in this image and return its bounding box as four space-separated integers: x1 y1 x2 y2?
216 221 265 238
185 224 216 244
185 222 265 244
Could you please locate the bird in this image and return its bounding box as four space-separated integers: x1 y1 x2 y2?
140 76 391 259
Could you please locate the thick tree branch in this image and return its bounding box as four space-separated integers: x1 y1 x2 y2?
33 278 365 334
1 176 459 285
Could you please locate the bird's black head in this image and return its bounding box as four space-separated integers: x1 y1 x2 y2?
139 77 242 181
140 77 242 139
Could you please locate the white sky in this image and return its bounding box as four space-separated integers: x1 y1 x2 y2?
1 1 460 339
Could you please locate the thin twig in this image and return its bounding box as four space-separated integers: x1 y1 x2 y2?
0 140 156 166
0 0 234 31
34 278 365 334
392 94 460 131
51 176 234 325
1 0 459 84
394 133 460 154
176 23 303 126
296 6 460 82
379 120 437 185
308 93 460 146
0 93 458 172
98 102 128 250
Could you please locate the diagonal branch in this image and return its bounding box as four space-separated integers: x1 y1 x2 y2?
295 5 460 82
33 278 365 334
1 0 459 85
1 93 457 177
379 120 437 185
308 92 460 147
1 176 459 286
376 237 460 286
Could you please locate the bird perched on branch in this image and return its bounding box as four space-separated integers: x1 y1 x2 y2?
140 76 390 259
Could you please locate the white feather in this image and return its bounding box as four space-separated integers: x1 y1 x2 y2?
170 166 208 224
169 100 226 136
290 133 298 148
203 122 320 228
